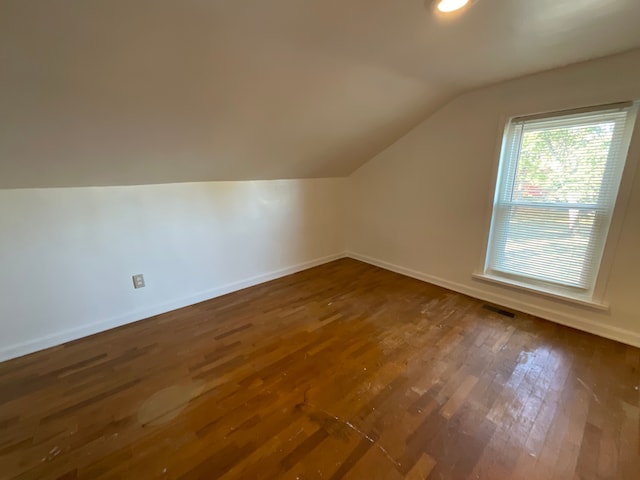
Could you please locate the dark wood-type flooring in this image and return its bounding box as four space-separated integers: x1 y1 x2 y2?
1 258 639 479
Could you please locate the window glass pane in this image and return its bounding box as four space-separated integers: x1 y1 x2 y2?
494 205 597 288
512 122 616 204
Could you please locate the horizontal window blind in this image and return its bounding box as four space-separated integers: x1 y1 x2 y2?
486 103 637 293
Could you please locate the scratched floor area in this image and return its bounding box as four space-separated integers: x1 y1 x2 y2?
0 258 639 479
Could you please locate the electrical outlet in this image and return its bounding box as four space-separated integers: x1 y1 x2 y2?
132 274 145 289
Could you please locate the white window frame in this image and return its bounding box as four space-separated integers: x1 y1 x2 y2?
475 101 639 308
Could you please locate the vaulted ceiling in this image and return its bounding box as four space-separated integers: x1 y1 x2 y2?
2 0 640 188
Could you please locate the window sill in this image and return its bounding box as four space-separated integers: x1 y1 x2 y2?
471 273 610 312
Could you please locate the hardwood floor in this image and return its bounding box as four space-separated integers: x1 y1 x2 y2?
1 258 639 479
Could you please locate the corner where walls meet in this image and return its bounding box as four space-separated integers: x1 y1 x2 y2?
345 49 640 347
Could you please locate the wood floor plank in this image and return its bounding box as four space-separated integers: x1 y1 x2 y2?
0 258 639 479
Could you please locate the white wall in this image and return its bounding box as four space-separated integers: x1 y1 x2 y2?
0 178 345 361
347 50 640 346
4 51 640 363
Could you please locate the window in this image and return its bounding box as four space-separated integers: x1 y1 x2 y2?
483 102 638 301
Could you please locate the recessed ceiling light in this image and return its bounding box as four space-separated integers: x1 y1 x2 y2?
435 0 470 13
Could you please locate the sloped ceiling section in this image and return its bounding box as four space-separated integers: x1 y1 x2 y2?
1 0 640 188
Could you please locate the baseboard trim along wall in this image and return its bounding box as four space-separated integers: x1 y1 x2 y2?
346 251 640 348
5 250 637 362
0 252 346 363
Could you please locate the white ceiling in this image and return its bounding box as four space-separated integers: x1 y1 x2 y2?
1 0 640 188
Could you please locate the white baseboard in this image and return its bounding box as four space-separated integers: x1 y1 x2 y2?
346 251 640 348
0 252 346 362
